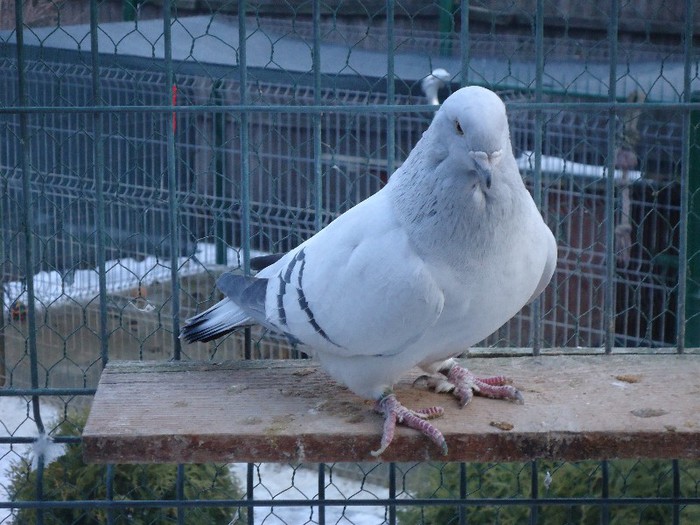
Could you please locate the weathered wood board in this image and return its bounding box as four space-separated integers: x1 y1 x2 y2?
83 354 700 463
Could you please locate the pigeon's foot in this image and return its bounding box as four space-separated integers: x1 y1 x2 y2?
370 393 447 457
423 363 524 408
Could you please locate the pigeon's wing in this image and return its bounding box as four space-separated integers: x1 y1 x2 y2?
256 191 446 357
526 224 557 305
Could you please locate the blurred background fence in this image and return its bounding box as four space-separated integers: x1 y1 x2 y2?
0 0 699 523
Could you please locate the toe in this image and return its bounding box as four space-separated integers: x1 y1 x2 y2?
372 393 447 456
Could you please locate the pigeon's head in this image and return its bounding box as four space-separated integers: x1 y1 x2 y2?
420 68 451 105
434 86 511 191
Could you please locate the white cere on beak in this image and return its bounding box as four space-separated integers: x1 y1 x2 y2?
470 150 503 166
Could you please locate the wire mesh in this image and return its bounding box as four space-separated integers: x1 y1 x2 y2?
1 0 699 523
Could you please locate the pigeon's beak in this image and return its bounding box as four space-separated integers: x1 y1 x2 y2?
475 162 493 190
470 150 502 190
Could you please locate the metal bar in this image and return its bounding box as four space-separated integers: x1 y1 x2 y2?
530 460 539 524
601 459 610 524
0 388 96 396
214 81 227 266
13 11 45 522
438 0 454 57
604 1 619 353
235 0 254 411
388 462 397 525
0 175 4 388
672 459 681 525
89 0 109 372
459 0 469 85
317 463 326 525
176 463 185 525
105 464 115 525
14 0 44 437
239 7 251 275
162 0 181 361
679 0 697 350
531 0 545 355
684 100 699 349
162 5 185 523
122 0 139 21
458 462 467 525
312 0 323 233
0 436 82 445
89 2 113 521
246 463 255 525
239 1 253 361
1 101 698 115
386 0 396 177
3 494 699 510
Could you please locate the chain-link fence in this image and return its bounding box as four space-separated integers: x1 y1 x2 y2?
1 0 699 523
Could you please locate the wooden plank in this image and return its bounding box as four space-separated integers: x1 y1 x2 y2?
82 354 700 464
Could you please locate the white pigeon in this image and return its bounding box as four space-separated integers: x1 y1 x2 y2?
421 68 451 105
181 86 558 456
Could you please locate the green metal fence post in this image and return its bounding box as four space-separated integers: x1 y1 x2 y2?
123 0 139 21
686 92 700 347
438 0 454 57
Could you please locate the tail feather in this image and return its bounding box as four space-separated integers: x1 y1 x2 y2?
180 298 252 343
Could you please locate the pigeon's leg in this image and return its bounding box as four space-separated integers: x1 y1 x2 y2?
371 392 447 457
421 359 524 408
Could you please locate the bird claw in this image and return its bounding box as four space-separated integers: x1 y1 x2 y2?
370 393 447 457
436 363 524 407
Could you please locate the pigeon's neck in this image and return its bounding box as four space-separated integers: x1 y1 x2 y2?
422 83 439 105
388 135 527 268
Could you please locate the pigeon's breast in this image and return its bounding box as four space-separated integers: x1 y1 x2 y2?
419 207 552 353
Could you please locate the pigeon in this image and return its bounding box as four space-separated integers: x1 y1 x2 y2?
421 68 451 105
181 86 558 456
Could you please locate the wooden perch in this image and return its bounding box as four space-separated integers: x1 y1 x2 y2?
82 354 700 464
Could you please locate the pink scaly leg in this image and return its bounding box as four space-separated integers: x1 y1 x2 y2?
424 362 524 407
370 393 447 457
447 364 523 406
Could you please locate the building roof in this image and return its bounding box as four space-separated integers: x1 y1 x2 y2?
1 15 691 102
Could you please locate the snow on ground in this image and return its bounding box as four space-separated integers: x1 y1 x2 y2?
2 243 265 314
0 397 62 524
229 463 390 525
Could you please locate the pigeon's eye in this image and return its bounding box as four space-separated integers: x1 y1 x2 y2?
455 121 464 136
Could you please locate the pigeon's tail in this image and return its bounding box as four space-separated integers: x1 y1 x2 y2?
180 298 252 343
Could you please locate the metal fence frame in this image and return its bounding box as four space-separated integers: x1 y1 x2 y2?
1 0 699 523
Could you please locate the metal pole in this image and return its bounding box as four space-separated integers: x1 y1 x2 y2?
685 92 700 348
14 3 45 523
239 0 252 361
531 0 545 354
123 0 139 21
459 0 469 86
163 0 182 360
604 0 619 352
438 0 454 57
681 0 698 349
312 0 323 233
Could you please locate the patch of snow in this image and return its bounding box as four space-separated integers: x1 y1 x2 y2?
229 463 390 525
2 243 267 314
0 397 62 523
